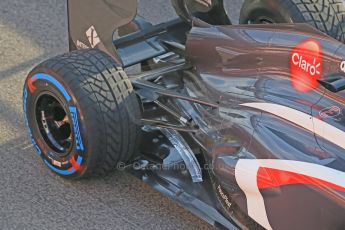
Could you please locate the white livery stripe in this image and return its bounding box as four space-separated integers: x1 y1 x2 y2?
235 160 272 230
241 102 345 150
235 159 345 230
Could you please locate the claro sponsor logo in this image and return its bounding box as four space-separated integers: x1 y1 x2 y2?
291 53 321 76
290 40 323 92
340 60 345 73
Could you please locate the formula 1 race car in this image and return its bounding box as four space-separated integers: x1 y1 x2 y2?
23 0 345 229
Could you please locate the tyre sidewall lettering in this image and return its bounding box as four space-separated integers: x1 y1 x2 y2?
24 71 87 177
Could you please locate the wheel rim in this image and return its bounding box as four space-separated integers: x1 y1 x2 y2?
249 16 275 24
35 93 73 157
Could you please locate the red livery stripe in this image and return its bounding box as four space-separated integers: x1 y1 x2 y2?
257 167 345 192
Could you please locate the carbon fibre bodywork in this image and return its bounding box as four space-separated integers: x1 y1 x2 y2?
68 0 137 62
65 1 345 229
184 24 345 229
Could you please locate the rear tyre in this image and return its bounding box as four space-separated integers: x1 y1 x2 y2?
23 49 142 178
240 0 345 43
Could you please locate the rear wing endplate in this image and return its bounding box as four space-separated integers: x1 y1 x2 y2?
67 0 137 64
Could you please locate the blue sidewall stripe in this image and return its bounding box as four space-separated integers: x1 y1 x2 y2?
76 155 83 164
43 155 83 176
69 106 85 151
25 73 85 175
44 159 76 175
33 73 71 101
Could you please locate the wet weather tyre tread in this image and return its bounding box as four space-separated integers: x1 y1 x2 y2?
240 0 345 43
26 49 141 178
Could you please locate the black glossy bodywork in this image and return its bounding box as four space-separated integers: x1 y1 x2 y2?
66 1 345 229
184 24 345 229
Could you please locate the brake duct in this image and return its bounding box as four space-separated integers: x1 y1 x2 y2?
160 128 203 183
